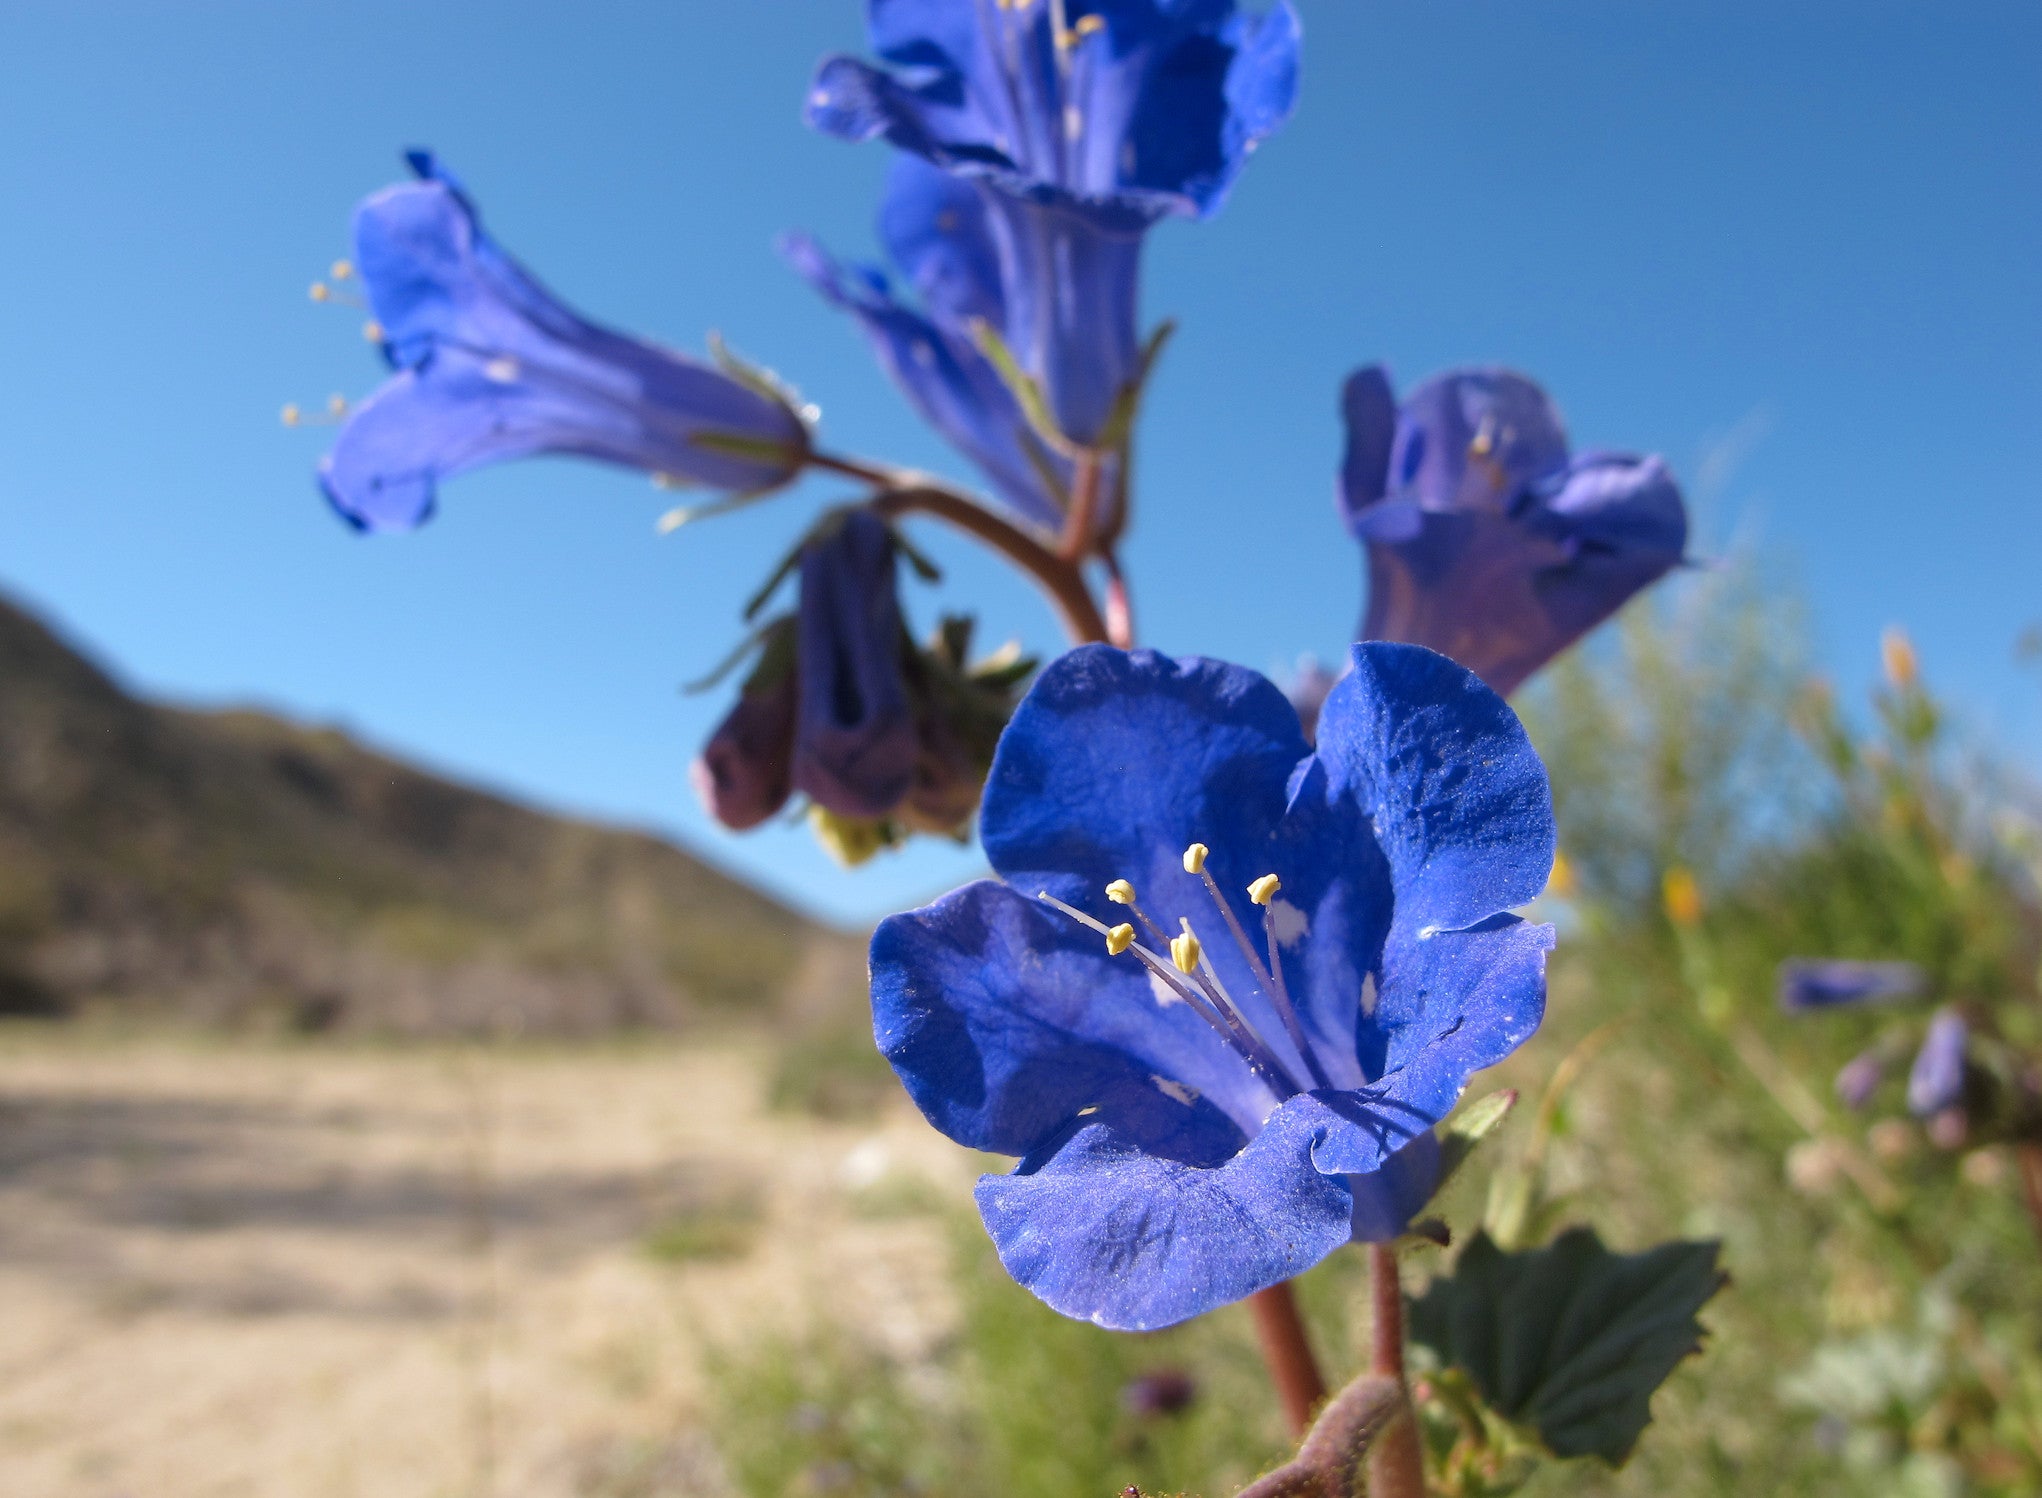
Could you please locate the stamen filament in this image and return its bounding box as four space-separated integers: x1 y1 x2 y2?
1180 919 1306 1097
1192 865 1333 1091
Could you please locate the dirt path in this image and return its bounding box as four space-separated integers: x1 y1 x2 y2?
0 1029 971 1498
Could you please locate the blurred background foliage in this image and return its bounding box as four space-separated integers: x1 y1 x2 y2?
712 564 2042 1497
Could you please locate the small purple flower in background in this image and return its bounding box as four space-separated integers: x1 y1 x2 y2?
1778 959 1928 1013
870 641 1553 1330
1833 1049 1887 1110
319 152 809 532
1339 366 1688 698
1908 1009 1970 1120
805 0 1300 447
784 159 1092 540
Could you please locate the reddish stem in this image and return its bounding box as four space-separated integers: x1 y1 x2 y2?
811 452 1111 648
1249 1282 1327 1437
1101 550 1136 651
1367 1245 1427 1498
1059 449 1104 563
2019 1143 2042 1253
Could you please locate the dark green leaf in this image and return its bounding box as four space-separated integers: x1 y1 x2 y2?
1407 1227 1727 1465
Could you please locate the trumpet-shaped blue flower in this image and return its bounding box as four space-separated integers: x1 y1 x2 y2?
806 0 1300 444
1340 366 1688 698
321 152 809 533
870 641 1554 1330
783 158 1091 538
1777 958 1927 1013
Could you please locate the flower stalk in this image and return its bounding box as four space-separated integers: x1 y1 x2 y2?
1367 1245 1428 1498
1248 1282 1327 1437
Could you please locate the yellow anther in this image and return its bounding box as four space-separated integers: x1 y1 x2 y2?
1469 427 1494 457
330 259 354 281
1105 879 1136 905
326 393 348 415
1170 930 1202 976
1248 874 1282 906
362 320 384 342
1106 923 1135 956
280 403 302 427
1182 842 1209 875
309 281 330 302
1881 626 1918 691
1073 13 1105 37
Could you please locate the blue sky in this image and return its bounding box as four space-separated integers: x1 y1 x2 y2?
1 2 2036 925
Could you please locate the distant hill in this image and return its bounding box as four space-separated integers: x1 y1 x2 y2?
0 593 857 1033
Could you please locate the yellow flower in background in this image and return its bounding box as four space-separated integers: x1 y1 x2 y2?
1547 850 1578 899
1663 867 1704 929
1881 626 1919 691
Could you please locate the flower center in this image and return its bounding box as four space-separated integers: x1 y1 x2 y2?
980 0 1108 185
1038 841 1336 1100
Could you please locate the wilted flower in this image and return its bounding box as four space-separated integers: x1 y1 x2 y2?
320 152 809 532
1120 1367 1198 1420
692 512 1034 859
1834 1049 1887 1110
1778 959 1928 1013
869 642 1554 1330
784 158 1094 540
1339 366 1688 697
805 0 1300 447
1908 1009 1969 1120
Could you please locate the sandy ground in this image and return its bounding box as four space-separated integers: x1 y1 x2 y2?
0 1028 974 1498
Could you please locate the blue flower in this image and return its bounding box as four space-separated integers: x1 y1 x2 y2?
321 152 809 533
869 641 1554 1330
1907 1009 1969 1119
805 0 1300 445
1777 959 1927 1013
1340 366 1688 698
1834 1049 1886 1110
783 158 1091 538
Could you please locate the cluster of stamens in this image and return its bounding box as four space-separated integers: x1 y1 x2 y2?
1039 841 1333 1100
283 259 381 426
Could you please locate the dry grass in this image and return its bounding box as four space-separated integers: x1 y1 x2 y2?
0 1026 973 1498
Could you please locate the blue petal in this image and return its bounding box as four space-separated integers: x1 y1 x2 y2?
1348 1129 1442 1243
780 231 1069 533
1338 365 1398 529
870 878 1282 1152
1311 643 1556 938
1388 369 1569 514
791 511 920 820
877 155 1007 328
1778 958 1927 1013
976 1091 1360 1330
982 644 1309 918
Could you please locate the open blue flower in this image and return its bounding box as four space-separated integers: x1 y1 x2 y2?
870 641 1554 1330
1340 366 1688 698
783 158 1091 538
321 152 809 532
1908 1009 1969 1119
806 0 1300 444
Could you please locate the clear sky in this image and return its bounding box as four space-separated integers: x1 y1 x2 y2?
1 2 2036 925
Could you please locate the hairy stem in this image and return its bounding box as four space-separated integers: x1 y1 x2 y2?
1367 1245 1427 1498
811 451 1112 647
1249 1282 1328 1437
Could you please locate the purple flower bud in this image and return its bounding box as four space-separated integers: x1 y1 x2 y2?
790 512 920 820
691 619 798 832
1779 959 1927 1013
1833 1049 1886 1110
1907 1009 1969 1119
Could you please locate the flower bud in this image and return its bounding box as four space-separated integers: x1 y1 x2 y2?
691 618 798 831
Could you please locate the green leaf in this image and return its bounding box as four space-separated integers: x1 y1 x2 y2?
1407 1227 1727 1466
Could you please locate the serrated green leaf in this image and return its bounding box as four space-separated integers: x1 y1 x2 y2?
1407 1227 1727 1466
